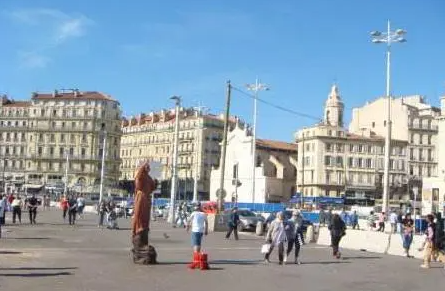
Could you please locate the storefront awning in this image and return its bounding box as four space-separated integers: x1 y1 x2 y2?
24 184 44 189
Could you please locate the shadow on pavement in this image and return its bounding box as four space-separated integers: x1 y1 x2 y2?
302 261 350 265
0 272 73 277
211 259 263 265
0 251 22 255
0 267 77 271
342 256 382 260
5 237 51 240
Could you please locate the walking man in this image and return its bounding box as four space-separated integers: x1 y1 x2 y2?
286 210 304 264
225 207 239 240
389 210 398 233
350 210 359 230
329 213 346 259
67 195 78 225
377 212 386 232
11 196 23 224
27 194 38 224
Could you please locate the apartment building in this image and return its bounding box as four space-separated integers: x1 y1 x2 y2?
350 95 441 194
0 89 122 195
120 108 240 200
422 94 445 215
295 85 409 203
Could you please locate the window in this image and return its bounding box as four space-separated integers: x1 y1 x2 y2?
61 134 65 142
428 135 432 145
336 156 343 167
358 145 363 153
325 171 331 183
70 134 75 143
69 148 74 156
62 122 65 128
348 157 353 167
256 155 261 167
358 158 363 168
418 166 423 176
419 149 423 161
324 155 331 166
50 134 55 142
72 122 76 128
49 147 54 156
428 149 432 161
81 148 86 157
389 159 394 170
38 147 42 155
59 147 64 156
410 134 414 143
372 122 375 128
325 143 332 152
366 158 372 168
349 144 354 152
410 148 414 159
384 120 387 127
419 134 423 145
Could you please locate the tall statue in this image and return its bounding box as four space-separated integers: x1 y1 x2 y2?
131 161 157 264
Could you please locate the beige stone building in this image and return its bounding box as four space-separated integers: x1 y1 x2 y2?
295 85 409 204
120 108 240 200
209 123 298 203
349 95 441 197
422 95 445 215
0 89 122 195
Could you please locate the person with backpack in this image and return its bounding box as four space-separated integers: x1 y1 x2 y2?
225 207 240 240
329 213 346 259
67 195 78 225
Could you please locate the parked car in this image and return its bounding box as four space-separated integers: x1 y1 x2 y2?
225 209 265 232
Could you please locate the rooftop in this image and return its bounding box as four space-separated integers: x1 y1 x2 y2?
31 90 117 103
256 138 297 152
1 100 31 108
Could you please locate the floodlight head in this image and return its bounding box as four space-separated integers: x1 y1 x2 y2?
397 37 407 43
372 39 384 44
170 96 181 104
370 31 382 37
395 29 407 35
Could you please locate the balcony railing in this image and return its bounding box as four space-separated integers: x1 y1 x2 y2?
408 123 438 131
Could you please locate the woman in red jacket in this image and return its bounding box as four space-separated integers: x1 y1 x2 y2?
60 196 69 221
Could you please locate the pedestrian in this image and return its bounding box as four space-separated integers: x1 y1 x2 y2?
11 196 23 224
131 161 157 265
77 194 85 219
432 212 445 266
340 209 348 226
225 207 239 240
329 213 346 259
186 202 209 269
61 196 69 221
377 212 386 232
43 195 49 211
396 211 403 233
319 208 326 226
286 210 304 264
367 211 376 230
419 214 444 269
389 210 398 233
264 211 287 265
325 208 333 227
401 213 414 257
106 200 119 230
67 195 78 225
98 199 107 227
350 210 359 230
27 194 38 224
0 195 7 225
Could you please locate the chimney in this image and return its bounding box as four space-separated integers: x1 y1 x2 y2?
53 90 59 97
74 89 81 97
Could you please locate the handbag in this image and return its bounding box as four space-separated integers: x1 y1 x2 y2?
261 243 271 254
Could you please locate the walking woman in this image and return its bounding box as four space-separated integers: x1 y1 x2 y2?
61 196 69 221
329 213 346 259
401 213 414 257
264 211 287 265
286 210 304 264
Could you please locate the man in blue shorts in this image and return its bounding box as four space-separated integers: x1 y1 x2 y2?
186 202 208 269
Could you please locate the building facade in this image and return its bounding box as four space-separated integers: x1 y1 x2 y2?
120 108 240 200
349 95 441 194
0 89 122 195
422 95 445 215
210 123 298 204
295 85 409 204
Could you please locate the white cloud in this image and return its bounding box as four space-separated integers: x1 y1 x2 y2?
6 8 93 68
18 51 51 69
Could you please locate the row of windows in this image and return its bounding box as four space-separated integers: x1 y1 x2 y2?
409 148 434 161
410 133 433 145
0 120 27 127
324 156 406 171
0 132 26 142
1 160 119 173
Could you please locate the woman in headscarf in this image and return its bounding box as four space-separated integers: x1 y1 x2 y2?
329 213 346 259
131 161 157 264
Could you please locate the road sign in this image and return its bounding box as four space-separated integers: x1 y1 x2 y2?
216 188 226 199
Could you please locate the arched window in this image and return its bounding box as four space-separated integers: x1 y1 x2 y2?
256 155 262 167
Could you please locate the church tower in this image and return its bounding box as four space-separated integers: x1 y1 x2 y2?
324 84 344 127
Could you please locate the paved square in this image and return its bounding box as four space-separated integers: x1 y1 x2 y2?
0 210 444 291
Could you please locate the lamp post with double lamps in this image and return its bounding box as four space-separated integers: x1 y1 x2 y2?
168 96 181 224
246 79 269 205
370 21 406 214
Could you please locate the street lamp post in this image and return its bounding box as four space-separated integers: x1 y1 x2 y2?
99 131 107 204
63 150 69 196
246 78 269 205
168 96 181 224
371 21 406 214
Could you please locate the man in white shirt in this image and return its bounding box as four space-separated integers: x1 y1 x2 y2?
389 210 398 234
186 202 208 269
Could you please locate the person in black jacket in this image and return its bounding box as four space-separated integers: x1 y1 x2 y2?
329 213 346 259
67 195 78 225
225 207 240 240
433 212 445 265
27 194 39 224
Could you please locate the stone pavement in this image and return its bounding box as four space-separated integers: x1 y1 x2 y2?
0 209 444 291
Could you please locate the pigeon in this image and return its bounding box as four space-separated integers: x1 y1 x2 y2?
163 233 170 239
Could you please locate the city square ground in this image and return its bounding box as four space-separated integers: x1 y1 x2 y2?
0 209 444 291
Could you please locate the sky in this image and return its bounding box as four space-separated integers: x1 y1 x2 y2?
1 0 444 142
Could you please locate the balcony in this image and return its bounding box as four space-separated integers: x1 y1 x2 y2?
31 125 95 132
408 123 438 131
28 154 102 161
